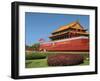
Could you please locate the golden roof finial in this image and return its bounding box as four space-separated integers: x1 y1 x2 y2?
76 19 80 23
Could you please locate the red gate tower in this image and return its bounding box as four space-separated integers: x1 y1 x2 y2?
39 21 89 52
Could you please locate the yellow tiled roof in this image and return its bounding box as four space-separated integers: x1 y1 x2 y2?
53 21 84 33
49 31 89 38
76 32 89 35
49 31 69 37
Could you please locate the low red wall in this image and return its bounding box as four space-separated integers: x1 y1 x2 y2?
39 38 89 51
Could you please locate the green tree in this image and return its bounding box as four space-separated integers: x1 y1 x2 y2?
31 43 40 51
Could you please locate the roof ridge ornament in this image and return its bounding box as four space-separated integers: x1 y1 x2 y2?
76 19 80 23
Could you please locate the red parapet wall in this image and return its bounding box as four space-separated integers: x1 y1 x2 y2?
39 37 89 52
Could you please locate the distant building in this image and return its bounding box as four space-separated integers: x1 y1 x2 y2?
39 21 89 52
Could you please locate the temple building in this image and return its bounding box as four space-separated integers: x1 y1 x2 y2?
49 21 88 41
39 21 89 52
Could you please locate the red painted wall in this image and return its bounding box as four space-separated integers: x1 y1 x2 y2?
40 38 89 51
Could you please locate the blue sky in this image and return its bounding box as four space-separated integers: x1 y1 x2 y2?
25 12 89 46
